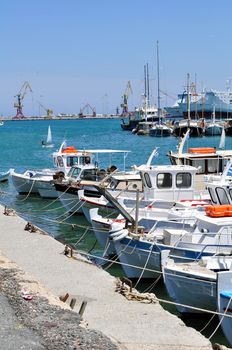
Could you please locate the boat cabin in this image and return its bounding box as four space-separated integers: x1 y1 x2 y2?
206 164 232 206
168 147 229 174
108 173 142 192
53 146 93 175
137 164 198 201
67 164 106 182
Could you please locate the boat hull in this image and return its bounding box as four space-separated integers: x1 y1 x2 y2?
163 266 216 313
205 125 223 136
173 125 203 137
114 235 232 279
149 126 172 137
217 272 232 347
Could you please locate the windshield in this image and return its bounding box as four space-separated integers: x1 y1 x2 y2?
80 168 98 181
68 167 82 178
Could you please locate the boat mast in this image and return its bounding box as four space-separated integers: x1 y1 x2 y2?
187 73 190 124
144 65 147 121
146 63 150 108
157 40 161 123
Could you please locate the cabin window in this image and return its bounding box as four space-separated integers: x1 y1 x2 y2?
207 159 218 173
57 156 64 167
69 167 82 178
176 173 192 188
66 156 79 167
144 173 152 188
208 187 218 204
157 173 172 188
191 159 205 174
215 187 230 205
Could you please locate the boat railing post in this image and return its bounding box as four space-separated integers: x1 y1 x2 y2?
135 189 140 235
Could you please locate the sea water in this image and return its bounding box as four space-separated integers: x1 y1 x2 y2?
0 118 231 346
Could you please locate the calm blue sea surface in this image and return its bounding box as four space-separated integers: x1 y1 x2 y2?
0 118 231 346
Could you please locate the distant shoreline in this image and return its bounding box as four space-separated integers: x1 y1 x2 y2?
0 114 123 121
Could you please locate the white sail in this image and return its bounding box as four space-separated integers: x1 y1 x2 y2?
219 127 225 149
47 126 52 144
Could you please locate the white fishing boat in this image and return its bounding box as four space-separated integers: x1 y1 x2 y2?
81 147 210 224
217 271 232 347
168 129 232 190
149 122 172 137
106 159 232 278
42 125 54 148
112 204 232 278
0 120 4 126
162 252 232 314
81 172 142 222
10 141 95 195
89 204 198 258
53 149 131 210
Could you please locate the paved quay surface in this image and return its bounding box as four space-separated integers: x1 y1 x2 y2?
0 205 216 350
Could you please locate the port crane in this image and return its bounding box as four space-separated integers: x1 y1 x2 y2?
13 81 33 119
121 81 132 116
79 103 96 118
37 101 54 119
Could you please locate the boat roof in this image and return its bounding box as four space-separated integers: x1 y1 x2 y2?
112 174 141 181
171 150 232 158
53 149 130 156
137 164 197 172
81 149 130 154
196 211 232 226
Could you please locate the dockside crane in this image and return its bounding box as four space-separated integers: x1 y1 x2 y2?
79 103 96 118
37 101 54 119
121 81 132 116
13 81 33 119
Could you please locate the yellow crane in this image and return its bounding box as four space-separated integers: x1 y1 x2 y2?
121 81 132 116
37 101 54 119
13 81 32 119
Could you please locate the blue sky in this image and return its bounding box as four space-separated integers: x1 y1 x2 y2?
1 0 232 116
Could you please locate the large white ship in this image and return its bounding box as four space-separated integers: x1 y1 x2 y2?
165 90 232 119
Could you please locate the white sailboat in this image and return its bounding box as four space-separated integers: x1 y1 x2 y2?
205 105 223 135
149 41 172 137
42 125 54 148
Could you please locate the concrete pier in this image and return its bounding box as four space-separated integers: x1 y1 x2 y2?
0 205 214 350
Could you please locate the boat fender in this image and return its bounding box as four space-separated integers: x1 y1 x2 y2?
112 229 128 242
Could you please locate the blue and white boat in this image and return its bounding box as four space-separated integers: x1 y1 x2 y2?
103 160 232 278
162 252 232 314
204 106 223 135
217 271 232 347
